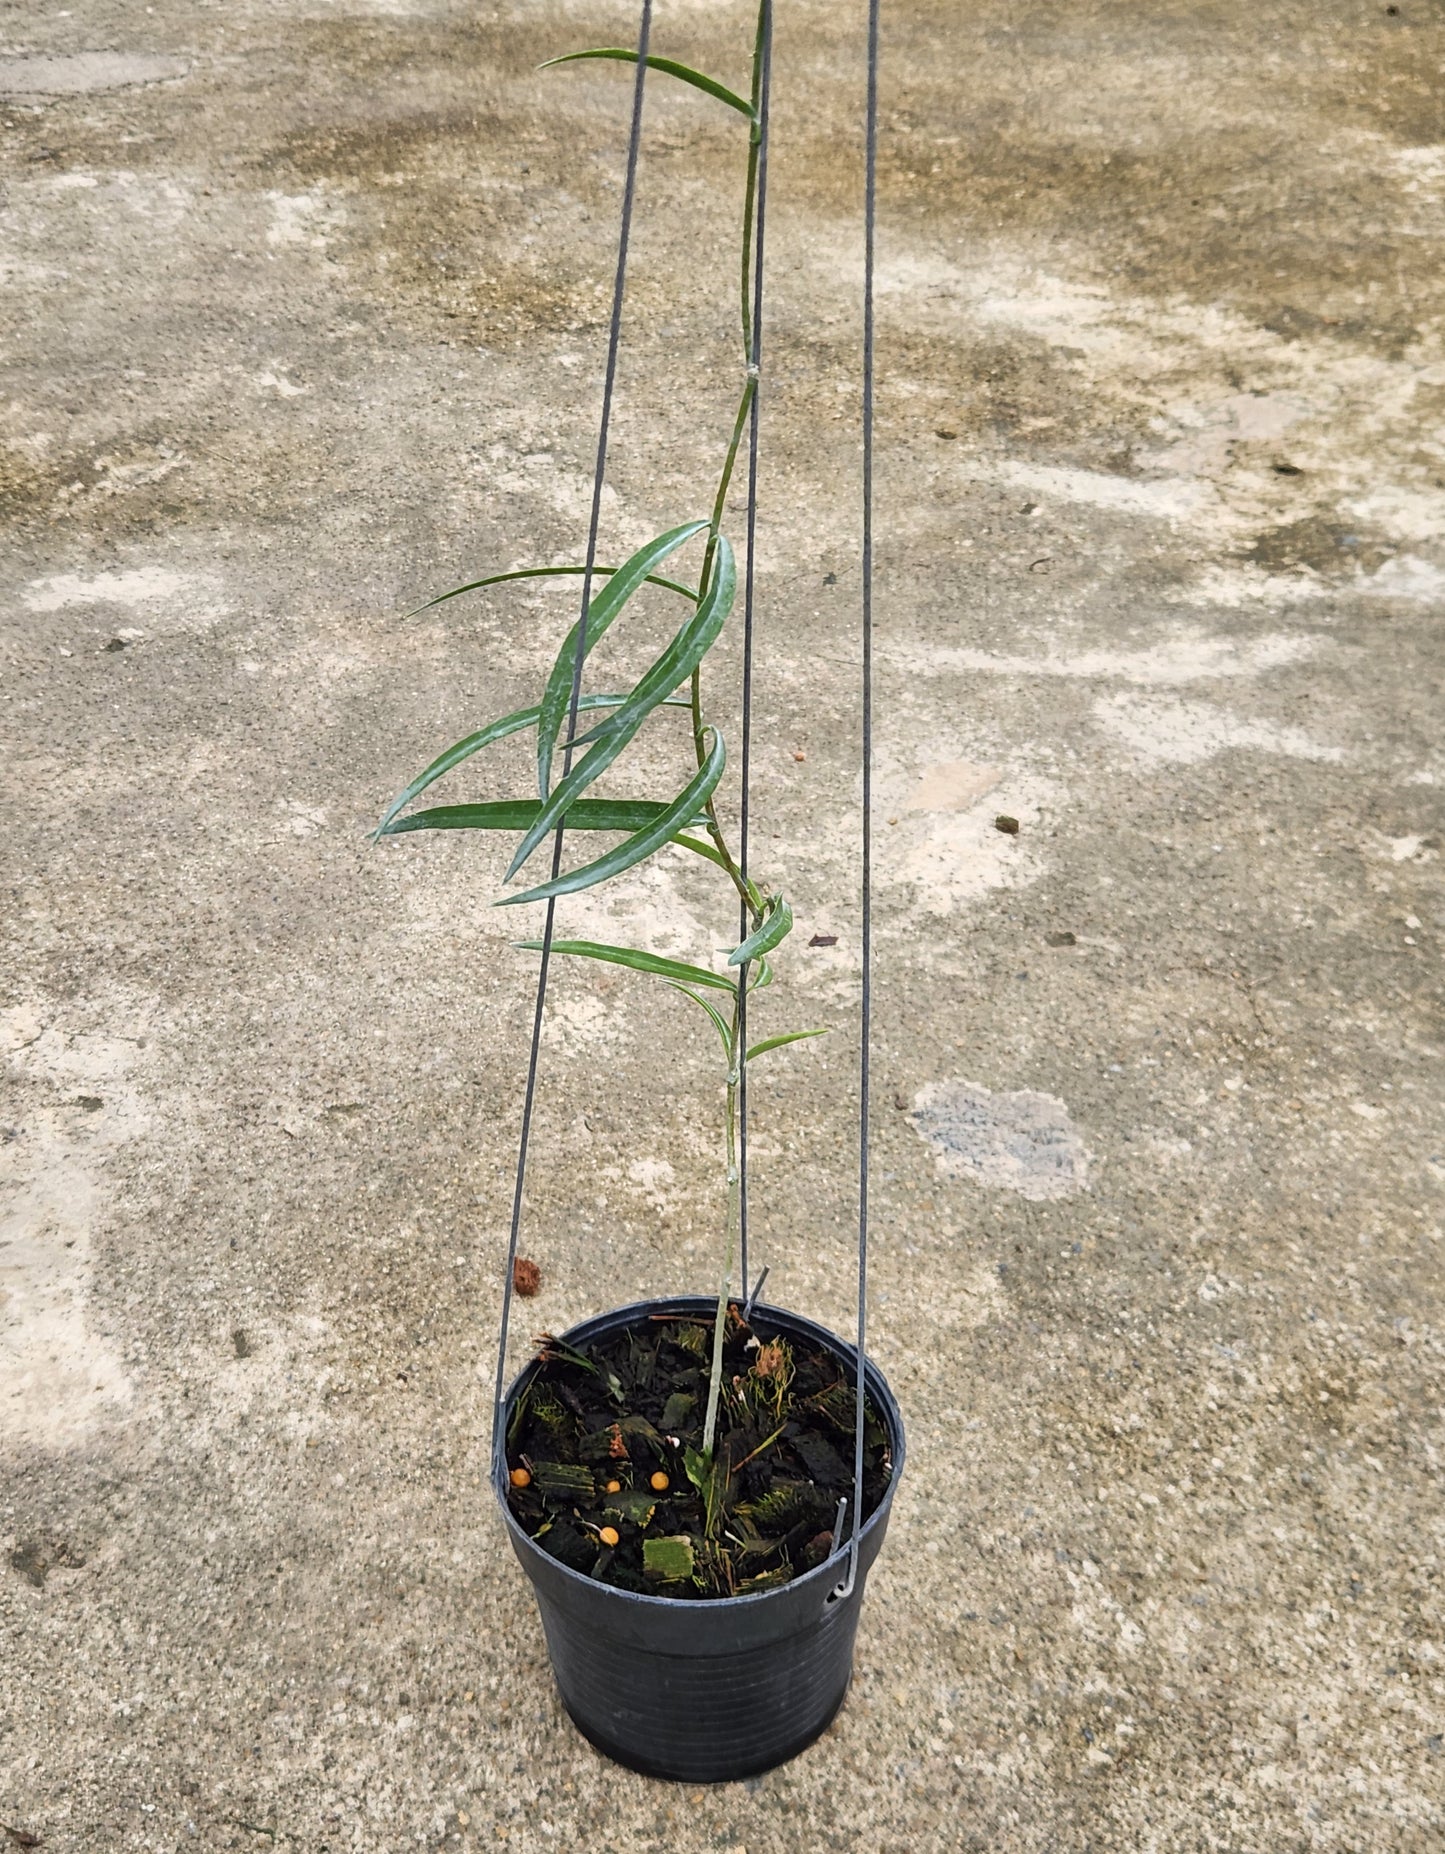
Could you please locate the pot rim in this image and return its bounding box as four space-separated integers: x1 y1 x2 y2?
493 1293 906 1614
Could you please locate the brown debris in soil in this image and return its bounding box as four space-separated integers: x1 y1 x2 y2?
512 1256 541 1297
505 1306 891 1600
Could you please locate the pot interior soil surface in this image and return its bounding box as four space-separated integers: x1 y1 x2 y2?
505 1302 892 1599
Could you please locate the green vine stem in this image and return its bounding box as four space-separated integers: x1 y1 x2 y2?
377 0 817 1486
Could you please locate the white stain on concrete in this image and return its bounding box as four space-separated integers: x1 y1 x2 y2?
1 1008 142 1449
911 1079 1090 1201
995 459 1214 522
1093 694 1343 766
868 245 1439 567
627 1158 678 1217
1345 488 1445 544
563 856 717 968
24 566 197 611
1385 142 1445 203
1138 391 1310 476
1170 563 1327 608
1361 555 1445 600
266 188 345 250
542 988 619 1053
892 624 1317 687
0 53 188 96
903 760 1002 811
889 775 1059 917
254 369 309 399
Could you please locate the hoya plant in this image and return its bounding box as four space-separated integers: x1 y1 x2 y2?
376 9 822 1494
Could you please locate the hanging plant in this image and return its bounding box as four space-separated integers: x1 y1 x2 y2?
375 0 903 1783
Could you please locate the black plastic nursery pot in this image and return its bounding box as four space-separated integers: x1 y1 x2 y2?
494 1295 906 1784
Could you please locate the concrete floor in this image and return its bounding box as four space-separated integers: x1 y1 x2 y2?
3 1 1443 1848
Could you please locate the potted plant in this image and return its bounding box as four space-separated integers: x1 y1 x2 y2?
375 2 903 1783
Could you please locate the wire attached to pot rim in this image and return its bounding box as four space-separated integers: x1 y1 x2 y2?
829 0 882 1612
491 3 655 1482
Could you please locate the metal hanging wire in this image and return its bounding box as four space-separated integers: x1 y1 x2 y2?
832 0 881 1604
737 0 774 1305
492 2 653 1472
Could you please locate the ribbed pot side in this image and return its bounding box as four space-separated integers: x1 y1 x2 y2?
493 1296 907 1783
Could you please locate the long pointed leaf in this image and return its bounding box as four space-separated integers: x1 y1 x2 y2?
746 1028 829 1061
409 561 698 621
509 537 735 880
559 689 693 752
668 831 729 872
375 693 659 838
728 896 793 967
541 48 754 118
500 729 726 907
666 982 733 1056
379 797 707 838
537 520 708 798
515 938 733 992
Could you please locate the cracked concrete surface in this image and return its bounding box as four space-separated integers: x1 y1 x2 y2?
2 0 1443 1848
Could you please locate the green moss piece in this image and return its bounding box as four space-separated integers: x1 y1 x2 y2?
530 1461 595 1500
736 1481 813 1531
662 1321 708 1358
660 1390 696 1433
530 1387 571 1435
602 1490 657 1525
807 1380 857 1432
643 1535 696 1583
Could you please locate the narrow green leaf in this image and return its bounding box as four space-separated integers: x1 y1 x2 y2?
671 831 730 872
750 956 774 993
500 729 727 906
746 1028 829 1061
515 938 734 992
683 1444 727 1535
375 693 693 839
562 535 736 758
508 537 735 879
558 692 694 753
505 1383 529 1448
375 702 541 838
728 895 793 967
380 797 706 838
537 520 708 799
666 982 733 1056
539 1337 598 1375
541 48 754 119
408 561 698 621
